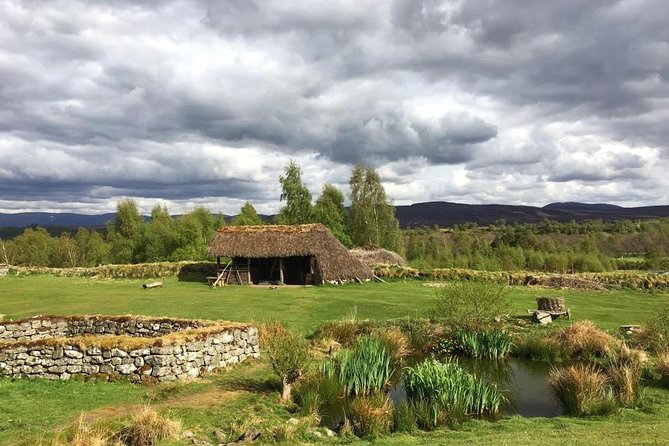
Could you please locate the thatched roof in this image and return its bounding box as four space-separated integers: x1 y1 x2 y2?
207 224 373 282
350 246 406 267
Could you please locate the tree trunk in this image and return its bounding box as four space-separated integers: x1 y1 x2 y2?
281 378 292 403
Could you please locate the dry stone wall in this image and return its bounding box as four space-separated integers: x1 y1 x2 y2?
0 316 259 382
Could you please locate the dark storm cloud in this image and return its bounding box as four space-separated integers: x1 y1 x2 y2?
0 0 668 211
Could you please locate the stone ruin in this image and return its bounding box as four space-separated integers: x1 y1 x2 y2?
0 315 259 383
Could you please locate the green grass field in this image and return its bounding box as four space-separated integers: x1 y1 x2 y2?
1 275 669 445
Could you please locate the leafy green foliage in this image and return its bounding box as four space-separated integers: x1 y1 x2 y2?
432 282 511 330
231 201 263 226
260 322 311 402
348 164 403 253
278 161 313 224
313 183 351 246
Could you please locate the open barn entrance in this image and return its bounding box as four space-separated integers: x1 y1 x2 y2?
248 256 314 285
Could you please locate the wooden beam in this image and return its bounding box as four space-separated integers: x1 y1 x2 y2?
279 258 284 285
247 257 252 285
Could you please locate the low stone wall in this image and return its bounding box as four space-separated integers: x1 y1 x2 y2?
0 316 205 342
0 316 259 382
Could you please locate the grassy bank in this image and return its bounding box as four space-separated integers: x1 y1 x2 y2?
1 275 669 444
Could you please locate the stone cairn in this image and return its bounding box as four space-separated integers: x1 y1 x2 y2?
0 315 259 383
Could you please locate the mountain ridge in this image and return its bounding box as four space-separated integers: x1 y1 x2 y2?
1 202 668 230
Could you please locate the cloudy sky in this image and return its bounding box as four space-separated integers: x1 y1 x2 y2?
1 0 668 215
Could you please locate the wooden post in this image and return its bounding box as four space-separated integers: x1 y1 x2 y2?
247 257 251 285
279 258 284 285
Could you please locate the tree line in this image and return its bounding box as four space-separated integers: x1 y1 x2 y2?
405 218 669 272
0 163 403 267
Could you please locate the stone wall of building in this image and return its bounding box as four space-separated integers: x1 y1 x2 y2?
0 316 259 382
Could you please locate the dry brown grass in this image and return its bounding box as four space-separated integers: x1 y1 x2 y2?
117 407 181 446
549 320 622 358
371 327 410 362
604 345 645 407
347 393 393 438
548 363 613 415
0 318 250 352
44 415 118 446
658 353 669 380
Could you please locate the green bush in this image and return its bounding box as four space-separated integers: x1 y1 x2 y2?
260 322 311 403
432 282 510 329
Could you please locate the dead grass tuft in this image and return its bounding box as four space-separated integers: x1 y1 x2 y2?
117 407 181 446
549 320 621 358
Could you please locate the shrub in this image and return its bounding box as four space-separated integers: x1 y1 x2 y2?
432 282 510 330
403 359 504 429
118 407 181 446
548 364 615 416
294 372 343 418
346 393 393 439
260 322 311 403
451 329 512 359
326 335 392 396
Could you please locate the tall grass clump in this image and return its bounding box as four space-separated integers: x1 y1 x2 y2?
604 346 645 407
452 329 512 359
550 321 621 359
117 407 181 446
392 403 417 433
548 364 615 416
403 359 504 429
512 336 570 362
325 335 392 396
432 281 510 330
657 353 669 385
346 393 393 439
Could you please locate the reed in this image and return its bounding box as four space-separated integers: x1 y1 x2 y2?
325 335 393 396
403 359 504 429
453 329 512 359
548 364 615 415
512 336 570 362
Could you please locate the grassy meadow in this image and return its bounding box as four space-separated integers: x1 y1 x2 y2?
1 274 669 445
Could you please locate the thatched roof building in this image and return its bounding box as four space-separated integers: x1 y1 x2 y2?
349 246 406 267
207 224 373 285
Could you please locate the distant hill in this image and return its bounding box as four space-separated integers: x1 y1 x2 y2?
394 202 669 227
1 202 668 231
0 212 117 229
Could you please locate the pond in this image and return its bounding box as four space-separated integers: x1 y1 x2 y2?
322 357 563 428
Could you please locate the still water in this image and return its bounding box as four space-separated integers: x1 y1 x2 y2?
388 358 563 418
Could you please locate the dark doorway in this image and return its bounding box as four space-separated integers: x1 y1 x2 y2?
249 256 314 285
